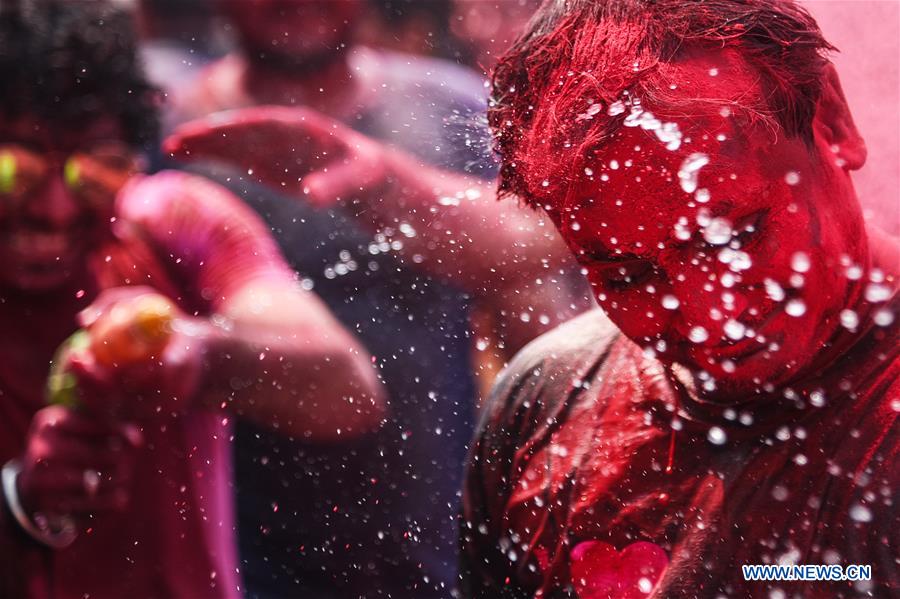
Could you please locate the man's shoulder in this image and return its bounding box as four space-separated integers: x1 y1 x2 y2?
483 309 620 419
508 309 619 374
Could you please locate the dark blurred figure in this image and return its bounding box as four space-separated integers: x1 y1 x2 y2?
173 1 491 597
450 0 539 71
0 2 384 597
137 0 217 48
136 0 226 134
356 0 474 63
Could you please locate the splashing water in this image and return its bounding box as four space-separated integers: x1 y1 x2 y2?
764 278 786 302
661 295 680 310
703 217 733 245
849 504 873 523
689 326 709 343
607 100 626 116
785 299 807 317
623 104 683 151
790 252 811 273
707 426 727 445
839 309 859 329
873 308 894 327
678 153 710 194
723 319 746 340
865 283 891 303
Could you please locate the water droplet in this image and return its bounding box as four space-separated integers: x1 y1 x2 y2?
707 426 727 445
845 265 863 280
784 171 800 185
638 577 653 593
718 248 752 271
764 278 786 302
674 218 692 241
662 295 680 310
607 100 626 116
694 188 711 203
849 504 872 523
785 299 806 317
689 326 709 343
702 217 733 245
810 389 826 407
790 251 810 273
839 309 859 329
723 319 746 340
865 283 890 303
677 153 710 193
771 485 789 501
873 308 894 327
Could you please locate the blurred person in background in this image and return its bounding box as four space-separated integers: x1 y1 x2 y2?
166 0 587 596
0 2 384 597
136 0 226 136
450 0 540 72
460 0 898 596
355 0 473 63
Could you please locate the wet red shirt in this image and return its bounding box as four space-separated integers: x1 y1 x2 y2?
462 307 899 598
0 171 291 598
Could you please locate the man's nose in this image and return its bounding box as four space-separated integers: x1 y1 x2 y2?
23 175 80 227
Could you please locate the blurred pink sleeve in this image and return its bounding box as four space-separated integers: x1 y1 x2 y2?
114 170 294 312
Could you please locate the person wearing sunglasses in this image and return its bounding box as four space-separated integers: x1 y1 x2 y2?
0 3 384 598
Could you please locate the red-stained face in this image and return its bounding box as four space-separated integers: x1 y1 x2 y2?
222 0 361 59
0 116 137 292
552 51 868 397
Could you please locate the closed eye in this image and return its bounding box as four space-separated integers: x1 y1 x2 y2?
594 259 656 290
732 209 767 248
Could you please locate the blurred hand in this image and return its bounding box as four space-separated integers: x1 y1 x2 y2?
65 286 206 421
164 106 398 209
18 405 142 520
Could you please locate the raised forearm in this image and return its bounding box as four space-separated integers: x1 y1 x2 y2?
196 283 386 440
369 151 573 294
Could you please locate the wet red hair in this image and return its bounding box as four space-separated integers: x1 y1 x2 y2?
489 0 835 209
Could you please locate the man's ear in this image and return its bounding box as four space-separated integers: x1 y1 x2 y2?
813 63 867 171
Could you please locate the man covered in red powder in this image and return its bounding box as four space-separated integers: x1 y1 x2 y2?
0 3 384 597
461 0 898 597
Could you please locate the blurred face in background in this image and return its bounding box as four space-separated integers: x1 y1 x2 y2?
0 116 138 292
222 0 362 60
552 51 868 398
451 0 537 69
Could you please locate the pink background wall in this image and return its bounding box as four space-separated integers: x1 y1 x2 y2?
802 0 900 234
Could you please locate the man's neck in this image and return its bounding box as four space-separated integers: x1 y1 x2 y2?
238 47 360 119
